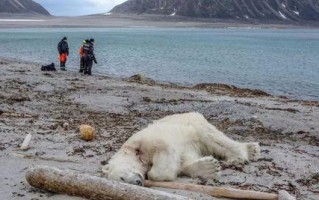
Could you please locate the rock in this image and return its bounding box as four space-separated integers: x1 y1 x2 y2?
79 125 96 141
142 97 152 102
278 190 296 200
7 94 31 102
193 83 270 97
62 122 69 131
128 74 155 85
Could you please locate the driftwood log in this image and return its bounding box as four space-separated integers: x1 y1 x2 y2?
25 166 190 200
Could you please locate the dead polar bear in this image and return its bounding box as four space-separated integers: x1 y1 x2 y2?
102 112 260 185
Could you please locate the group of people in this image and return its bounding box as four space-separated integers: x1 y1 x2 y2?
57 37 97 75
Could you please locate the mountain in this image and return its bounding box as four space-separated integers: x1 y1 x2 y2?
111 0 319 21
0 0 50 15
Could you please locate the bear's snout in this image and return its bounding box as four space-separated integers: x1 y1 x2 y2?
135 180 143 186
128 178 144 186
128 172 144 186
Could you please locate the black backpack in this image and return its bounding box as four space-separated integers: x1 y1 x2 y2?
41 63 56 71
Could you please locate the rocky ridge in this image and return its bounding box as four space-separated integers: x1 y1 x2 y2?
0 0 50 15
111 0 319 21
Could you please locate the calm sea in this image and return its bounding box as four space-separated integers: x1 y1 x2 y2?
0 28 318 101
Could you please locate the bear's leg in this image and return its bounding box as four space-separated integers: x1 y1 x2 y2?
220 141 261 164
147 149 180 182
198 124 260 164
181 156 221 180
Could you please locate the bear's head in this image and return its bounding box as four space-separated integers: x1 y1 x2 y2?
102 146 146 186
102 164 144 186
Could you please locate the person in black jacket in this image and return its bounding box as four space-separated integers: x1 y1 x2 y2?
57 37 69 71
82 38 97 75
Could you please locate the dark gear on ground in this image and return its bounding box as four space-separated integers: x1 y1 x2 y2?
57 37 69 71
82 39 97 75
41 63 56 71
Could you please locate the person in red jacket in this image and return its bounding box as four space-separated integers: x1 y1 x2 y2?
57 37 69 71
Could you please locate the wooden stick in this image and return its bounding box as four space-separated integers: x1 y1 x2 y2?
145 180 278 200
20 133 32 150
26 166 190 200
2 112 35 118
11 152 80 163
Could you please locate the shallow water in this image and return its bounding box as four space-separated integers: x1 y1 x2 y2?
0 28 318 101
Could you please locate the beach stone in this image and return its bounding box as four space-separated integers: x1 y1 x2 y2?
128 74 155 85
62 122 69 131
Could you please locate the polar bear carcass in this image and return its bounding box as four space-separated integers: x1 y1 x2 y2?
102 112 260 185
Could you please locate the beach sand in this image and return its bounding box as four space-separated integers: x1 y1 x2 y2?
0 58 318 200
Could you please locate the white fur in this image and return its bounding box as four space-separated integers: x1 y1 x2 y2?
102 112 260 185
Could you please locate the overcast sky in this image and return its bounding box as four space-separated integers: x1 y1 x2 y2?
34 0 127 16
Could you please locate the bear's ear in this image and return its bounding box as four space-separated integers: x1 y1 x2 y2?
102 164 111 175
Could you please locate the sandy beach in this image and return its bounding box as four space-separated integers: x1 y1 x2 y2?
0 57 318 199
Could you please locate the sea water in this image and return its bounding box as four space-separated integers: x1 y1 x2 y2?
0 28 318 101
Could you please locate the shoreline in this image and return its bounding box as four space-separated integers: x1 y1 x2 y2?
0 58 319 200
2 56 318 104
0 14 319 29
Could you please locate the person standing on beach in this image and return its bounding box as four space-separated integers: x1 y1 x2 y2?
79 39 88 73
57 37 69 71
83 38 97 75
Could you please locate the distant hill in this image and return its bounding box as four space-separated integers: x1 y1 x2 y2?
0 0 50 15
111 0 319 21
